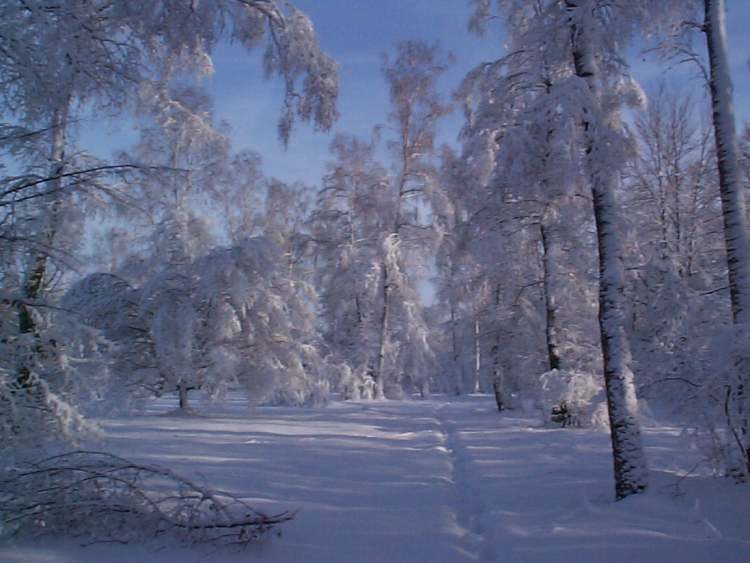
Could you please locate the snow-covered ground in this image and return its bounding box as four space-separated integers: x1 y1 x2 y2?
2 395 749 562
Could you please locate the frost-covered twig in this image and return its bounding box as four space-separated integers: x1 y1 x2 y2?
0 451 292 547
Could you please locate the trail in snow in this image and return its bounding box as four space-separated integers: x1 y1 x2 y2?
435 401 497 561
2 395 749 563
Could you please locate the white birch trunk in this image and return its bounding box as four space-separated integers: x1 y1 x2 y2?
17 99 71 386
566 0 648 499
704 0 750 324
22 101 70 304
704 0 750 473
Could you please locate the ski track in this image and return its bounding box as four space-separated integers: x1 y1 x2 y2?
434 402 498 561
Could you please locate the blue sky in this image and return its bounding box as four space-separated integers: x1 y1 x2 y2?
83 1 750 186
204 0 504 185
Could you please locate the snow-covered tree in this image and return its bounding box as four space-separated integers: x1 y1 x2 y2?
369 41 451 398
309 134 392 398
700 0 750 326
622 85 727 413
468 0 654 498
191 237 330 407
646 0 750 478
700 0 750 476
1 0 339 454
1 0 337 302
66 233 331 412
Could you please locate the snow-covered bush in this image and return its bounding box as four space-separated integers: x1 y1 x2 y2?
538 369 604 428
61 273 156 412
0 294 101 456
690 325 750 480
65 237 333 411
337 363 376 401
195 238 331 407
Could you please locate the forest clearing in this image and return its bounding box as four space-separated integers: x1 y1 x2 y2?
3 395 748 562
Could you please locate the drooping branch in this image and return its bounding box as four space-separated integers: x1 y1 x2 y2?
0 451 293 546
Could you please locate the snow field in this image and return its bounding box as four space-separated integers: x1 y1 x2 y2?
2 394 749 562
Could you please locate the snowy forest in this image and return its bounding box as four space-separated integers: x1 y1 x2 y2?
1 0 750 561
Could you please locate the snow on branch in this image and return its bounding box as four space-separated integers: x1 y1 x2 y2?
0 451 292 547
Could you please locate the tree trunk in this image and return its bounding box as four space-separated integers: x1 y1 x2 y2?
450 295 462 395
17 99 70 387
178 383 190 411
704 0 750 474
540 220 562 372
704 0 750 325
473 315 481 393
491 335 505 411
490 280 506 410
448 259 465 395
492 374 505 412
372 261 389 399
590 174 649 499
567 0 648 500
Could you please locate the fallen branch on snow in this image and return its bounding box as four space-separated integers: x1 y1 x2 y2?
0 450 292 547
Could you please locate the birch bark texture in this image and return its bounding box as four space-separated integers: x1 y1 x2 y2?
565 0 648 499
703 0 750 475
703 0 750 325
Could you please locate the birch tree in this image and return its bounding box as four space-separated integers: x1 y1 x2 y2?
564 0 649 500
370 41 451 398
469 0 651 498
701 0 750 324
623 86 727 408
1 0 338 447
700 0 750 476
653 0 750 477
2 0 338 323
309 134 392 398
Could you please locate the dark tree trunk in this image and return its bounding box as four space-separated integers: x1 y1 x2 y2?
373 261 389 399
178 384 190 411
492 375 505 412
540 221 562 372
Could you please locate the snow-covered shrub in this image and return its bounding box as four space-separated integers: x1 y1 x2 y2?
0 369 98 455
587 400 610 431
66 237 334 411
384 380 407 400
691 325 750 480
538 369 603 428
195 237 332 407
0 451 291 546
263 345 331 407
61 273 156 412
0 295 101 456
337 363 376 400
